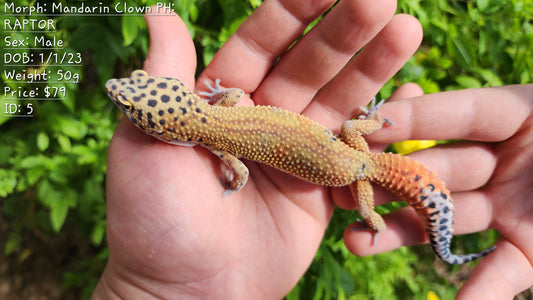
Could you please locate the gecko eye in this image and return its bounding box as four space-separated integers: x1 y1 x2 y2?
115 93 132 110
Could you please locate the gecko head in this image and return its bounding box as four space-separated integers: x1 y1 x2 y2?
104 70 151 116
105 70 200 144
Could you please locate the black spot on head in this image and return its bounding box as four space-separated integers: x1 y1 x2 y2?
137 72 145 77
136 78 142 83
147 78 155 84
137 110 143 120
130 117 137 124
148 99 157 107
331 137 337 141
439 236 447 242
180 107 187 114
443 206 450 214
157 82 167 89
440 192 448 200
428 201 436 209
414 174 421 182
174 117 179 122
127 87 136 93
148 120 156 128
198 138 203 142
133 96 141 102
111 84 117 90
187 100 192 106
168 127 175 132
182 91 187 97
201 117 206 123
159 119 165 125
175 96 182 102
120 81 126 86
440 218 448 224
139 125 145 130
147 112 153 120
150 90 157 96
419 195 428 201
140 93 146 98
196 108 201 113
172 85 179 91
158 110 164 116
180 121 186 126
138 84 148 89
439 225 448 231
168 108 175 114
129 80 134 84
429 211 439 217
161 95 170 103
427 184 435 191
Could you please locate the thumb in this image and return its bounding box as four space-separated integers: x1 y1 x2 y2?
143 7 197 88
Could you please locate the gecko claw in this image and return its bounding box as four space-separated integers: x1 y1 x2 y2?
199 78 223 99
358 97 394 125
349 220 381 246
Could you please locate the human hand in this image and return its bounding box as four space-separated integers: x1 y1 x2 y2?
344 84 533 299
92 0 422 298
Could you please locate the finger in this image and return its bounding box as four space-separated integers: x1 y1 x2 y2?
343 189 493 255
253 0 396 111
406 143 497 191
199 0 335 92
143 9 197 87
457 240 533 299
388 82 424 101
368 84 533 144
303 14 422 128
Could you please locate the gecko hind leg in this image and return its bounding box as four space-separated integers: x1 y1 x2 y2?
348 180 386 246
342 98 391 245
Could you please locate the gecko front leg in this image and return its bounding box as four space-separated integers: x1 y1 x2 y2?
209 148 249 196
199 78 245 107
200 79 249 196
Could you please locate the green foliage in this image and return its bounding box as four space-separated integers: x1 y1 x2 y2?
392 0 532 95
0 0 529 298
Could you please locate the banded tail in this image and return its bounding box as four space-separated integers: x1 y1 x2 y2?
368 152 495 264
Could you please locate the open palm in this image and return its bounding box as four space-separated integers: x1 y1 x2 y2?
98 0 421 298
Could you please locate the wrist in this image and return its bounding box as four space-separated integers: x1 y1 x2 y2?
91 260 195 300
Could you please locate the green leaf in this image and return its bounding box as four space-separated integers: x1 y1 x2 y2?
456 75 482 88
52 116 88 140
50 194 72 232
19 155 50 169
37 180 76 232
477 68 504 86
4 233 21 255
57 134 72 152
0 169 17 197
91 222 106 245
37 132 49 151
25 168 45 186
122 16 140 46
